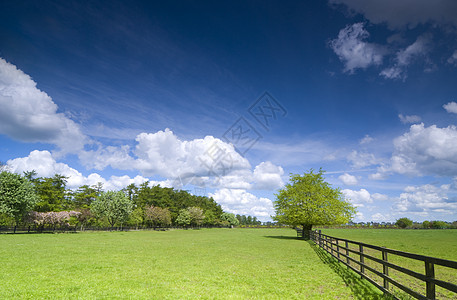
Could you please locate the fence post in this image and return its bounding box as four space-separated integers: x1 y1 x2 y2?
337 239 340 259
425 260 436 300
345 241 349 268
382 247 389 290
318 230 322 248
359 244 365 277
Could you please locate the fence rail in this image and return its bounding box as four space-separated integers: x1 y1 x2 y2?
308 229 457 300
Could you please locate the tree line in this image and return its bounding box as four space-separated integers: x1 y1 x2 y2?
0 169 242 229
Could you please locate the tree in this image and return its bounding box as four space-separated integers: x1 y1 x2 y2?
91 191 133 228
34 174 70 211
187 207 205 226
395 217 413 229
220 212 239 227
422 220 430 229
176 209 192 227
273 169 356 239
0 171 39 225
72 185 97 209
145 205 172 227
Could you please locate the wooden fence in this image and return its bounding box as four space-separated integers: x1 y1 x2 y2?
308 230 457 300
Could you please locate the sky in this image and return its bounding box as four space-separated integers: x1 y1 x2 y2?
1 0 457 223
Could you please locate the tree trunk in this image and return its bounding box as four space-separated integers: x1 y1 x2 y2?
302 224 313 240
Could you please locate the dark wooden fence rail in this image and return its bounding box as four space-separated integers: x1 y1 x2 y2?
308 230 457 300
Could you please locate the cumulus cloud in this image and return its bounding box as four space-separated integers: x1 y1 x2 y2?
330 0 457 30
377 123 457 177
342 188 373 207
398 114 421 124
339 173 358 185
253 161 284 190
209 188 274 220
330 23 386 73
347 150 379 169
6 150 158 190
392 183 457 216
0 58 88 156
443 101 457 114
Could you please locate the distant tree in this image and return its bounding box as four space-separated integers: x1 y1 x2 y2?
273 169 356 238
395 217 413 229
34 174 70 211
220 212 239 227
430 220 449 229
0 171 39 225
422 220 430 229
176 209 192 227
187 207 205 226
72 185 97 209
145 205 172 227
91 191 133 227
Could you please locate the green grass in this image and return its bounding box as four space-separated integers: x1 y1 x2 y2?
319 229 457 299
0 228 383 299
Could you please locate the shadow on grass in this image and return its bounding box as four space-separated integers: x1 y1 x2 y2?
264 235 305 241
308 241 394 300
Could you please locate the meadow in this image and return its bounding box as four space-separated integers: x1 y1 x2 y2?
320 228 457 299
0 228 383 299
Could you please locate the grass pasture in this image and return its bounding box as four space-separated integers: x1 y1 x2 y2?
0 228 382 299
320 229 457 299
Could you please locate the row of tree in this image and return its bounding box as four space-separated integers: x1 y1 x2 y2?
395 217 457 229
0 170 240 228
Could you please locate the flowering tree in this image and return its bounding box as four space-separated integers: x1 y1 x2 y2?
145 205 171 227
28 211 81 226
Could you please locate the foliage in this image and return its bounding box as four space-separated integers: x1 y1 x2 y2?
273 169 356 235
71 184 98 209
0 171 39 225
91 190 133 227
33 174 70 212
144 205 172 227
395 217 413 229
176 209 192 227
422 220 430 229
187 206 204 226
430 220 449 229
220 212 239 226
236 214 262 225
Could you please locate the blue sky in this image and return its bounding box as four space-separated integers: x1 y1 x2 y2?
1 0 457 222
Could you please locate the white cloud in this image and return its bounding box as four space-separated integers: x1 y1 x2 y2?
342 188 373 207
330 23 386 73
330 0 457 30
339 173 358 185
375 123 457 178
392 183 457 216
448 50 457 66
0 58 88 156
371 212 389 222
398 114 421 124
6 150 157 190
253 161 284 190
443 101 457 114
359 134 374 145
209 188 274 221
381 36 431 80
390 123 457 176
347 150 379 169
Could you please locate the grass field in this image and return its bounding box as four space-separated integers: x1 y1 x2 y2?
319 228 457 299
0 228 383 299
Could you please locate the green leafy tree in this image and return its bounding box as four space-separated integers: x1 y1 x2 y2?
273 169 356 238
0 171 39 225
395 217 413 229
422 220 430 229
91 191 133 227
220 212 240 227
72 185 97 209
176 208 192 227
34 174 70 211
